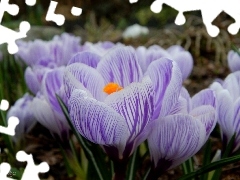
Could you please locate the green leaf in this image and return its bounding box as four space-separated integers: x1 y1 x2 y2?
182 157 194 176
200 139 212 180
179 154 240 180
211 134 236 180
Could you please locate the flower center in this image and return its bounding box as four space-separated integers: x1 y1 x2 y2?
103 83 123 94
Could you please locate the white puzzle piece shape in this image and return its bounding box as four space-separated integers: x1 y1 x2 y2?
16 151 49 180
0 116 19 136
131 0 240 37
0 0 32 54
0 163 16 180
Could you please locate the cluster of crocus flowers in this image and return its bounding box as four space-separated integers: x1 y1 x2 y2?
208 48 240 154
210 71 240 153
8 32 218 179
64 45 216 178
8 33 82 141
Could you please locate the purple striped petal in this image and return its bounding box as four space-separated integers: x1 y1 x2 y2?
64 63 106 101
144 48 171 72
104 76 154 143
64 68 93 100
190 105 216 139
233 98 240 151
24 67 41 95
69 89 129 155
135 46 147 72
227 50 240 72
7 93 37 142
16 40 50 66
97 46 143 87
223 73 240 100
216 90 235 143
180 87 191 113
31 95 69 139
136 46 171 73
50 33 81 65
169 96 188 115
167 45 193 80
145 58 182 119
191 89 216 109
41 67 65 113
148 114 205 170
171 51 193 80
67 51 101 68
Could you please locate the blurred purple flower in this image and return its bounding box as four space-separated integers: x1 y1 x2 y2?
67 51 101 68
167 45 193 80
227 50 240 72
31 67 69 140
136 45 193 80
64 46 185 161
24 66 52 95
210 71 240 152
7 93 37 142
135 45 171 73
79 41 123 57
16 33 81 67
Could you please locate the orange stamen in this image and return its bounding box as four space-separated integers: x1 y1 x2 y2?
103 83 123 94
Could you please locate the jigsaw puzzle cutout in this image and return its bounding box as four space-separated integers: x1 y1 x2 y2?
46 0 82 25
0 0 35 54
0 162 16 180
0 98 50 179
0 116 19 136
0 0 82 54
0 99 9 111
131 0 240 37
16 151 50 180
0 151 49 180
46 1 65 26
0 99 19 136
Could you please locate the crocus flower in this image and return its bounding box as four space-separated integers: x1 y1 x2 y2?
16 33 81 67
136 45 193 80
31 67 69 141
210 71 240 152
49 33 81 66
227 50 240 72
64 46 183 163
7 93 37 142
24 66 52 95
67 51 101 68
147 87 216 178
135 45 171 73
167 45 193 80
